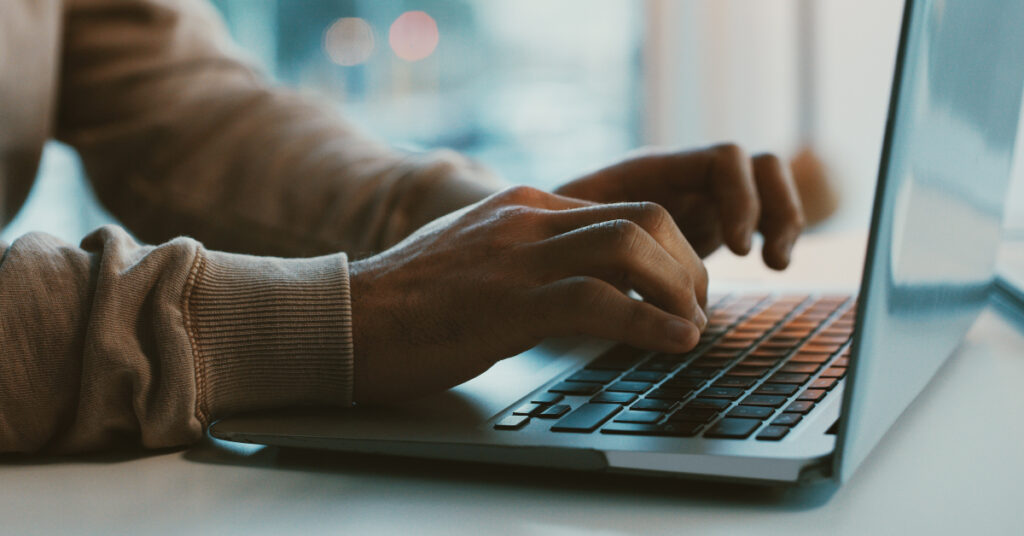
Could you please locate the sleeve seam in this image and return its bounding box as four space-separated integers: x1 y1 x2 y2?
181 250 209 426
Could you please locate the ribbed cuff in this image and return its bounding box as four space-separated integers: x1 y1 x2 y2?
182 249 353 424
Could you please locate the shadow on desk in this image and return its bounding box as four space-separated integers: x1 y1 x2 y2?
182 436 839 511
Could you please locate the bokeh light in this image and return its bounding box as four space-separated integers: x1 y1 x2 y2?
323 17 375 66
388 11 439 62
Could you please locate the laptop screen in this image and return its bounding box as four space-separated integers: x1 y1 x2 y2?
836 0 1024 482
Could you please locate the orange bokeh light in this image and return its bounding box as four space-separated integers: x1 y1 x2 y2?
388 11 439 62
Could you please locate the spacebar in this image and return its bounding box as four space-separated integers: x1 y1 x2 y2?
551 403 621 433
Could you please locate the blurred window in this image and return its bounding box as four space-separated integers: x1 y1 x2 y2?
211 0 644 189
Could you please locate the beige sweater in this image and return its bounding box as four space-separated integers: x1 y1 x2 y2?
0 0 497 453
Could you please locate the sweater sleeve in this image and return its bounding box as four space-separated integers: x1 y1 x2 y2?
0 226 353 454
57 0 501 259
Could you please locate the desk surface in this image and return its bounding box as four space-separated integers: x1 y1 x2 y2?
3 233 1023 535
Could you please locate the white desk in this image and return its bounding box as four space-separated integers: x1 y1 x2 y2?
3 233 1024 535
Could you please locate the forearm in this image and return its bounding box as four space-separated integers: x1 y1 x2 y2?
0 226 352 454
58 0 501 259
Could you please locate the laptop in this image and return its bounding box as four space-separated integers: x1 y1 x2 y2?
211 0 1024 485
995 235 1024 322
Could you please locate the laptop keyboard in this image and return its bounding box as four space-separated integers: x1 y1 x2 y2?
493 293 855 441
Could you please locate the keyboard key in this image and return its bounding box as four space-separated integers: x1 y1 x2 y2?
772 413 803 427
658 422 703 436
768 373 811 385
661 378 705 390
784 401 816 414
551 403 621 432
668 407 718 423
623 371 668 383
790 352 831 364
566 369 620 384
756 425 790 441
679 367 721 379
755 383 799 396
810 335 849 345
803 343 842 354
820 367 847 378
703 349 742 359
549 382 601 395
764 336 802 345
740 394 788 407
614 410 663 424
799 389 827 402
714 377 756 389
607 381 654 394
646 388 692 401
537 404 571 419
513 403 544 416
637 360 681 373
686 398 731 411
632 399 675 412
810 377 839 390
728 405 774 419
758 341 797 350
740 357 780 368
494 415 529 430
591 392 637 405
690 358 732 369
714 341 754 350
780 363 820 374
727 366 771 377
705 418 761 439
531 392 564 405
601 423 662 435
749 348 790 358
698 387 745 400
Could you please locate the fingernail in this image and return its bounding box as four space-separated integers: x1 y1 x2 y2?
776 237 793 265
666 318 696 348
734 228 752 254
696 308 708 331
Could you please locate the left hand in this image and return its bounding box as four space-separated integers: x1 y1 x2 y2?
554 143 805 270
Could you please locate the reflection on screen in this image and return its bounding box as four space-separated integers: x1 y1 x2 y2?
838 0 1024 481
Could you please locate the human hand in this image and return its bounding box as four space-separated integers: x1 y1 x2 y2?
349 186 708 403
554 144 805 269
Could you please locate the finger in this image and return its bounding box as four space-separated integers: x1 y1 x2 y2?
752 153 805 270
707 144 760 255
663 196 724 258
531 219 707 325
537 202 709 306
532 276 701 353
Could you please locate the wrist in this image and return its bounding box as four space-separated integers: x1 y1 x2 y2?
384 151 504 247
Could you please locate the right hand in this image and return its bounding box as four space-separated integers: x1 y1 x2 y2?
349 186 709 404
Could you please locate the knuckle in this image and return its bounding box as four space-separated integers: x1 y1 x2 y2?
695 263 710 293
596 220 645 260
753 152 783 169
632 201 671 232
492 204 531 224
604 219 642 245
713 142 745 161
499 185 542 204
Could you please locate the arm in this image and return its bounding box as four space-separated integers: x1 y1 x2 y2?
0 226 352 453
58 0 500 259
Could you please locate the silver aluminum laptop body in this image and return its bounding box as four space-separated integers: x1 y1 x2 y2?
211 0 1024 485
